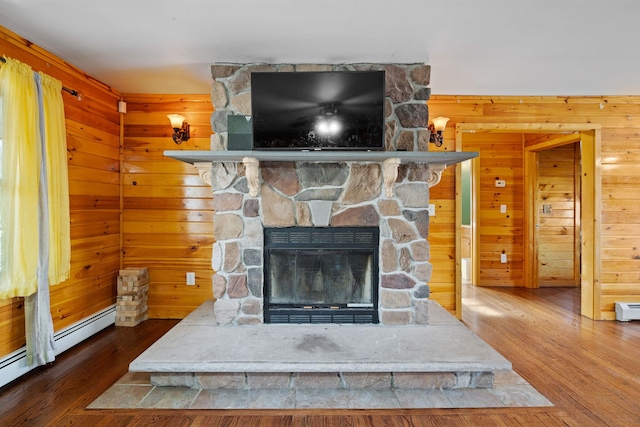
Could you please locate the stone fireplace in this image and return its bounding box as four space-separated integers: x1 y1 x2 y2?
204 63 443 326
142 65 507 400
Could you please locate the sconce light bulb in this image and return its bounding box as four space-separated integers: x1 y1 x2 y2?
431 117 450 132
167 114 186 129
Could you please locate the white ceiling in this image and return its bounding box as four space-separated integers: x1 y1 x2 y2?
1 0 639 96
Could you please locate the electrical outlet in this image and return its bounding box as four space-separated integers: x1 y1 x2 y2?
495 179 506 188
500 253 507 263
186 272 196 286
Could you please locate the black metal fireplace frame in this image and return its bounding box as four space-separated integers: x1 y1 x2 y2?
264 226 379 324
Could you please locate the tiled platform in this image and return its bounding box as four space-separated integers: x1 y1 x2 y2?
89 369 553 409
87 300 551 409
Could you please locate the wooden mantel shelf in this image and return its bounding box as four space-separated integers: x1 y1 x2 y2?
164 150 478 197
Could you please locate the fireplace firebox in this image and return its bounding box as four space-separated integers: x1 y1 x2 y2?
264 227 379 324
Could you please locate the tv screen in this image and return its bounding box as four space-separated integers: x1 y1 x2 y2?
250 71 385 150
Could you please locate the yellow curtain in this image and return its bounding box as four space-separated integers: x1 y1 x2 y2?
0 57 40 298
39 72 70 285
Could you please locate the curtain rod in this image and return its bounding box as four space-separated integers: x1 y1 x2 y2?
0 57 81 98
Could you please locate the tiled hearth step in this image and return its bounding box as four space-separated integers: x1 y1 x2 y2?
130 301 513 390
116 267 149 327
150 371 495 390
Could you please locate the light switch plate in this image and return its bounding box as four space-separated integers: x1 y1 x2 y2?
500 204 507 213
428 203 436 216
186 272 196 285
500 253 507 263
495 179 506 187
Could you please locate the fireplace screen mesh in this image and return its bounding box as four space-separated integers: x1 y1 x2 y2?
264 226 379 324
269 250 373 307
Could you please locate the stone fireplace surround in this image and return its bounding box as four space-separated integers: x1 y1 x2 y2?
212 159 435 325
208 63 439 326
130 64 514 399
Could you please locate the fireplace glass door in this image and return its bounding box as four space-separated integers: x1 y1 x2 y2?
269 250 373 307
264 227 379 324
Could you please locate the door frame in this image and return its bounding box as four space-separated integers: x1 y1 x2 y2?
455 123 601 320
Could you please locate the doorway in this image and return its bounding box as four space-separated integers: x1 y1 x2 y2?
525 137 581 289
455 123 601 320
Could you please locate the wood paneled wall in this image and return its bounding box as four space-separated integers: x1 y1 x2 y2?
0 26 121 357
428 95 640 319
122 95 214 319
461 132 525 287
428 170 456 308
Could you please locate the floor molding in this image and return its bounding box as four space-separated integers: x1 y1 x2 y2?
0 304 115 388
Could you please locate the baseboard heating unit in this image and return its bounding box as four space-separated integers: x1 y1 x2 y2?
615 302 640 322
0 304 116 388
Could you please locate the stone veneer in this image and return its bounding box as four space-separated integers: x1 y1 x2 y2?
151 370 495 390
209 63 434 325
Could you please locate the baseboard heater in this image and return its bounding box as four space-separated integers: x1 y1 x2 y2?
615 302 640 322
0 304 116 388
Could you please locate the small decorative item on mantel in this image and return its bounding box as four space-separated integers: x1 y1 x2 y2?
115 267 149 327
227 115 253 150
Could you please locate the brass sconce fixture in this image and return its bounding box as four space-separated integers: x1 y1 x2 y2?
167 114 190 144
428 117 449 147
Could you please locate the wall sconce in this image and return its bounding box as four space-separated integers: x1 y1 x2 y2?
167 114 190 144
428 117 450 147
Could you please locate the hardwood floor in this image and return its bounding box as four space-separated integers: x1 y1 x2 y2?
1 286 639 426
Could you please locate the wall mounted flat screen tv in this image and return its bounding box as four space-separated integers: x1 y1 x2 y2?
251 71 385 150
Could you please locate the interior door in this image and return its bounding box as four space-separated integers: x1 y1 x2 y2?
534 142 581 287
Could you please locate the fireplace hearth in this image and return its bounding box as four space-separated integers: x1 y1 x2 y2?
264 227 379 324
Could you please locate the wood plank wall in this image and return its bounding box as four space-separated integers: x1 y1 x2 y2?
428 95 640 319
121 94 214 318
460 132 525 287
428 171 456 308
0 26 121 357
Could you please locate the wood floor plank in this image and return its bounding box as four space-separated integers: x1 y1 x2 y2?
1 287 639 426
460 285 640 426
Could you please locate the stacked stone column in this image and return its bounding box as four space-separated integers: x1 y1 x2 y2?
209 63 434 325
